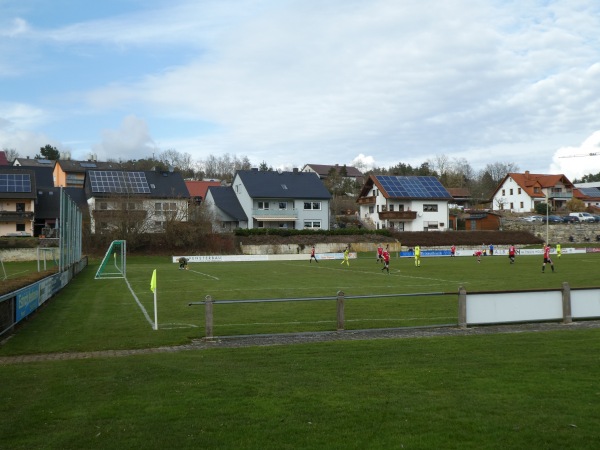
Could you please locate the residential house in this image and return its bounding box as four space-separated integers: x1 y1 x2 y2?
204 186 249 231
491 171 574 213
185 180 222 204
34 187 88 237
0 151 9 166
301 164 364 185
54 159 122 188
12 157 56 169
357 175 453 231
84 169 189 234
574 184 600 211
445 187 472 210
205 169 332 231
0 168 36 236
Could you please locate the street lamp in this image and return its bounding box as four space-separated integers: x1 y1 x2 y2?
546 192 549 244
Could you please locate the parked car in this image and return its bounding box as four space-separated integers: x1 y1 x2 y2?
540 215 562 224
569 212 595 223
562 215 579 223
520 215 543 222
592 215 600 222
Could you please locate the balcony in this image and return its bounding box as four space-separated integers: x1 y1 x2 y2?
0 211 34 222
357 197 376 205
547 192 573 199
92 209 148 221
378 210 417 221
252 209 298 220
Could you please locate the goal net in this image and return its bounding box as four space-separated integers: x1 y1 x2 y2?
95 240 127 279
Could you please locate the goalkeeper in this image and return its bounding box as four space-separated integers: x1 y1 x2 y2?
178 257 189 270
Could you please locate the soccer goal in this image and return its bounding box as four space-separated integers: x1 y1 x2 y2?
95 240 127 279
0 257 6 281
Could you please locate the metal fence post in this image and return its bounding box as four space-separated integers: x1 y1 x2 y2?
205 295 214 339
336 290 345 331
458 286 467 329
561 282 572 324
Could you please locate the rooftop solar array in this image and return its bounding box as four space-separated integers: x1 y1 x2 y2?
376 176 452 199
578 187 600 197
89 171 151 194
0 173 32 193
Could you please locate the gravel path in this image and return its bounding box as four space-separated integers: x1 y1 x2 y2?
1 320 599 365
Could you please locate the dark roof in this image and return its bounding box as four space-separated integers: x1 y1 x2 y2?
303 164 364 178
12 158 56 168
57 159 122 173
35 188 89 218
207 186 248 221
4 165 54 188
83 169 189 199
0 168 37 199
236 170 331 199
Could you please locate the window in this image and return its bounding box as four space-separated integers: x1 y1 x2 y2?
510 202 514 209
423 204 438 212
304 221 321 229
304 202 321 210
16 223 25 231
257 221 264 228
368 206 374 214
281 184 288 190
278 202 287 210
100 202 108 210
16 203 25 212
502 189 505 196
426 221 438 229
520 202 524 208
258 201 269 210
389 205 395 211
518 188 522 194
509 189 513 195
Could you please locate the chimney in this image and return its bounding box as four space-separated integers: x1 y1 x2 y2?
525 170 530 178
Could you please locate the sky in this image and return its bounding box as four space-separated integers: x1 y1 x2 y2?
1 0 600 181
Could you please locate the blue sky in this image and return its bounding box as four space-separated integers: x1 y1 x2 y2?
1 0 600 180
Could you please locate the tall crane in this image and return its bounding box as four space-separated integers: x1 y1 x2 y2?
559 152 600 158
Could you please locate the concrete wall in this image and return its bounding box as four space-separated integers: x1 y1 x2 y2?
239 242 402 255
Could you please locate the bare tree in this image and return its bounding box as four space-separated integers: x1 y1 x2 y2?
2 148 19 162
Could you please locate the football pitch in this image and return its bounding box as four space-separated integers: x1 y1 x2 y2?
3 250 598 354
1 252 600 449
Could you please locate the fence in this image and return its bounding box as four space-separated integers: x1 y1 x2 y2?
190 283 600 339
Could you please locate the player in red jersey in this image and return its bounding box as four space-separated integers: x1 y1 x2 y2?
473 250 482 263
381 249 390 274
508 244 516 264
542 243 554 273
376 244 384 263
450 245 456 257
310 245 318 263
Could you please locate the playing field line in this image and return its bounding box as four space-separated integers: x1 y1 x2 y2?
188 269 220 280
285 261 465 285
124 277 155 329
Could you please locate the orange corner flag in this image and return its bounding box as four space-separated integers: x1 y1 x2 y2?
150 269 157 293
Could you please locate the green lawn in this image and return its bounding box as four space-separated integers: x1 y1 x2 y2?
1 252 599 449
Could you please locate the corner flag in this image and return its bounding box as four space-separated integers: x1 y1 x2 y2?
150 269 157 293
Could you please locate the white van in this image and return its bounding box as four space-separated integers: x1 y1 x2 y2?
569 212 595 223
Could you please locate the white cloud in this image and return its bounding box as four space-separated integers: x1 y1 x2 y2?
550 131 600 181
92 115 157 162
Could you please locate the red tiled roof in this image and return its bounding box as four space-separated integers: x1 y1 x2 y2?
0 151 9 166
185 180 221 198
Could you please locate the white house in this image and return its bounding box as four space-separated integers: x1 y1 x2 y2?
490 171 574 213
357 175 453 231
206 169 332 231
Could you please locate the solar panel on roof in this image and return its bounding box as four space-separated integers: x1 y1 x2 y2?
0 173 32 193
80 162 97 168
89 171 150 194
376 176 452 199
578 187 600 197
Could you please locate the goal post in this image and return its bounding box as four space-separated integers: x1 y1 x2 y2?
95 240 127 279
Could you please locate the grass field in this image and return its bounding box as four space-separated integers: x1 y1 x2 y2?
1 252 599 449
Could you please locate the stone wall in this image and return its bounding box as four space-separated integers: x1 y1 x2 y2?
502 221 600 244
0 248 59 262
240 242 402 255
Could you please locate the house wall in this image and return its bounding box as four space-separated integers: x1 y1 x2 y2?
359 187 449 231
0 199 35 236
492 177 535 213
87 197 188 233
